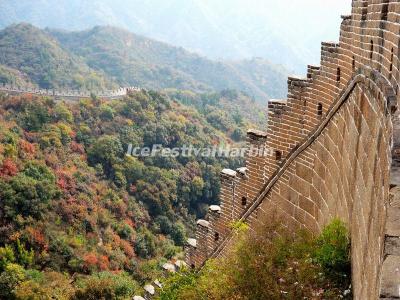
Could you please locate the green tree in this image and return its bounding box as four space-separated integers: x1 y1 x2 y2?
0 263 26 299
171 223 186 247
54 102 74 123
0 245 16 272
314 219 351 278
73 272 139 300
0 162 59 221
135 229 156 259
19 102 50 131
99 104 115 121
87 135 123 176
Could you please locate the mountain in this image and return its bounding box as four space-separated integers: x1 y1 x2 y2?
0 0 351 74
0 23 115 90
0 24 288 101
0 87 265 298
0 64 32 86
49 26 288 100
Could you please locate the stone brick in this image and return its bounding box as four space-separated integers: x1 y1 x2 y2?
186 2 398 299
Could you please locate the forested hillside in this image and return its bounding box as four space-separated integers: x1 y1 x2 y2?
49 25 288 100
0 23 288 101
0 89 264 298
0 23 115 90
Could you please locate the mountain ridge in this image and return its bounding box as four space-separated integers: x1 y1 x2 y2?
0 0 350 73
0 23 288 101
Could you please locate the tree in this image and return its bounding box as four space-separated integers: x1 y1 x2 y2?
171 223 186 246
87 135 123 177
54 102 74 123
155 216 173 235
0 162 59 221
0 158 18 177
14 271 75 300
19 102 50 131
0 245 15 272
99 104 115 121
231 127 245 142
72 272 139 300
0 263 26 299
135 229 156 259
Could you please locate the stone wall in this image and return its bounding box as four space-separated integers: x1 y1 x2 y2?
185 1 400 299
0 83 141 100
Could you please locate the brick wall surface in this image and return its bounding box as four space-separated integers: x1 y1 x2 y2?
185 1 400 299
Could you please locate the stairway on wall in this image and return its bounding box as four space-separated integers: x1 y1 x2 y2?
381 160 400 299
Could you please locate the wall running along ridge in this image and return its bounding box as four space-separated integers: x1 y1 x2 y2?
0 84 141 100
185 1 400 299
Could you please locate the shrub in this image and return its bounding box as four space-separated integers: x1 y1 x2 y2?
158 271 198 300
87 135 123 176
158 219 352 299
314 218 351 278
14 271 74 300
54 103 74 123
19 102 50 131
0 163 59 221
73 272 139 300
0 245 16 271
135 228 156 259
0 263 26 299
99 104 115 121
170 223 186 246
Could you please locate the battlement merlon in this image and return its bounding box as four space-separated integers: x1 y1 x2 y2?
321 41 339 50
287 76 311 101
341 14 352 21
221 168 237 179
209 205 222 214
187 238 197 248
236 167 248 178
307 65 321 79
197 219 210 228
287 76 311 92
320 41 339 65
247 129 267 141
268 99 288 118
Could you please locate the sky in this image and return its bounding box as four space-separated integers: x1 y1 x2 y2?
0 0 353 72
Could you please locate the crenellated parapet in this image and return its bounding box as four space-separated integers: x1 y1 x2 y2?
186 1 400 299
0 83 141 100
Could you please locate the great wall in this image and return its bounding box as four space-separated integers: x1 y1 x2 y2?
3 2 400 299
0 83 141 100
184 1 400 299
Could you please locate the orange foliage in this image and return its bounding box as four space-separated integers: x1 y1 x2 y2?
26 227 48 250
58 197 88 224
98 255 110 271
70 141 85 154
120 239 135 259
56 169 77 194
83 253 110 272
0 158 18 177
19 140 36 156
69 130 76 139
111 232 121 248
9 232 22 242
83 252 98 271
124 218 136 229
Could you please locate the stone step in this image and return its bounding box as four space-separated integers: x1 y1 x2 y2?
381 187 400 298
380 255 400 298
385 206 400 237
385 237 400 256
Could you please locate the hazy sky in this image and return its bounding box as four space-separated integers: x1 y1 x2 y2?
0 0 353 72
216 0 352 42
